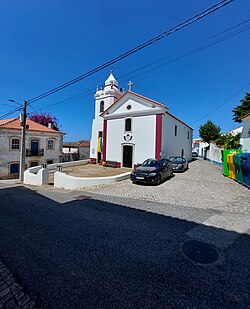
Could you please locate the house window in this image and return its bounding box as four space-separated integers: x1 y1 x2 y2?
47 159 53 165
125 118 132 132
48 140 54 149
174 125 178 136
11 139 20 150
10 163 19 174
187 131 190 139
100 101 104 113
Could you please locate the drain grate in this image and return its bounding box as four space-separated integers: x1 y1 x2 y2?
74 195 91 200
181 240 219 265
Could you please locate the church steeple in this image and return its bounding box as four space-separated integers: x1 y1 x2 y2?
104 70 118 88
94 71 122 119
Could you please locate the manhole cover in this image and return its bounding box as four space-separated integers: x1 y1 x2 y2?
74 195 91 200
181 240 219 265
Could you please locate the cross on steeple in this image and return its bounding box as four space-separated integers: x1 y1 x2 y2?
128 81 133 91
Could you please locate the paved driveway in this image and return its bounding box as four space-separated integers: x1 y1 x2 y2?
85 158 250 214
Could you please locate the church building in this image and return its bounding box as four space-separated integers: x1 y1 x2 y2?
90 71 193 168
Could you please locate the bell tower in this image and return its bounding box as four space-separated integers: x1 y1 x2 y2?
90 71 123 163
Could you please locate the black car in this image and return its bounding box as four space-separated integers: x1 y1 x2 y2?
169 156 188 172
130 158 173 185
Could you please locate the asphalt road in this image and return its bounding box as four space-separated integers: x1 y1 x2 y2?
0 164 249 308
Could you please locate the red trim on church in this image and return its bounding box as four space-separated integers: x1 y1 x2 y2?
155 114 162 160
102 120 107 161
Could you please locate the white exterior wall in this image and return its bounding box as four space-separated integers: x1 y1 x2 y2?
106 115 156 165
0 129 63 178
90 87 122 160
241 116 250 152
162 114 192 161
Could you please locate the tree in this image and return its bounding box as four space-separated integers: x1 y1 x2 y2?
199 120 221 144
215 133 241 149
28 113 61 131
232 93 250 123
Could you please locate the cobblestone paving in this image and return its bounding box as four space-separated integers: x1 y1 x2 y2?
0 261 37 309
85 159 250 214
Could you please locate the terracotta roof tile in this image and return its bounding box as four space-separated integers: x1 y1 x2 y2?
0 117 62 133
63 140 90 147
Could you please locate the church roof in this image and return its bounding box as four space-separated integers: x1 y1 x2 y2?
0 117 62 133
105 70 118 87
101 90 168 115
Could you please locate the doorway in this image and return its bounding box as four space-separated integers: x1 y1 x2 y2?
123 145 133 168
31 140 39 156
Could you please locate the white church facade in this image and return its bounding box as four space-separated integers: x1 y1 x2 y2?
90 71 193 168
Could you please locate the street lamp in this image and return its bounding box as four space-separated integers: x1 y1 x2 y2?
9 99 27 181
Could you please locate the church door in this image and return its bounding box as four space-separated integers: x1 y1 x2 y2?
123 145 133 168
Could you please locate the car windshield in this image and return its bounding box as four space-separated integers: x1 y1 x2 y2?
169 157 184 164
141 159 160 167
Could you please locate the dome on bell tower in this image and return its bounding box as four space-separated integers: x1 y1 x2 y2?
105 70 118 88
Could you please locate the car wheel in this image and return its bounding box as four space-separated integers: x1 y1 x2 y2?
155 174 161 185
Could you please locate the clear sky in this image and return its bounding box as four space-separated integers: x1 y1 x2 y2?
0 0 249 141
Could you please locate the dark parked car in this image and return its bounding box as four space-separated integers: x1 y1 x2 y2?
169 156 188 172
192 151 198 158
130 158 173 185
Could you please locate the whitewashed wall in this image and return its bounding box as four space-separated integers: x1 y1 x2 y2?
162 114 192 161
241 116 250 152
106 115 156 166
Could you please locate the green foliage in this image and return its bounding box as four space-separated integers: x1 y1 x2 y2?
199 120 221 144
232 93 250 123
215 133 241 149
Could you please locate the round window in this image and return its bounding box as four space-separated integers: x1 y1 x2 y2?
127 105 131 110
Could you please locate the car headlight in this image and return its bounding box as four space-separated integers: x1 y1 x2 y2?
148 172 157 177
131 171 135 175
178 164 183 168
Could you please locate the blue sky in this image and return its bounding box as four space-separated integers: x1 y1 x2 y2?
0 0 249 141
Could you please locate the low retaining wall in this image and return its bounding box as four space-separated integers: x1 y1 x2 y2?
24 159 90 186
54 171 131 190
24 167 49 186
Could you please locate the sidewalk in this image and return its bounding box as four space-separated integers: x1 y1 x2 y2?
0 260 37 309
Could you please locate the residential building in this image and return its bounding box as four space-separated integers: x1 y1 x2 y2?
0 117 63 179
240 113 250 152
63 140 90 161
90 71 193 168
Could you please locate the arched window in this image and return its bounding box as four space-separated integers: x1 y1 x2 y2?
125 118 132 132
100 101 104 113
11 138 20 150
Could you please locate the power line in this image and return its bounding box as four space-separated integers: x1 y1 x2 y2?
191 82 250 125
0 107 22 120
28 0 234 104
35 18 249 113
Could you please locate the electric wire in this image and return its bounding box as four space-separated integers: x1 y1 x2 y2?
27 0 234 104
191 82 250 125
35 18 249 113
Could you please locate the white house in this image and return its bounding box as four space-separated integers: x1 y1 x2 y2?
0 117 64 179
63 140 90 161
90 71 193 168
240 112 250 152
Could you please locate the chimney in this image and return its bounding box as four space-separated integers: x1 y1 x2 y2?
48 122 53 129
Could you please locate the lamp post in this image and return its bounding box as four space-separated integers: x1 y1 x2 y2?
9 99 27 181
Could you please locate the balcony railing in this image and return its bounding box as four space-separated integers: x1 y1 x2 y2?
26 149 44 157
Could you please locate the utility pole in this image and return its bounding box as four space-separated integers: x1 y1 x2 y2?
19 100 27 181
